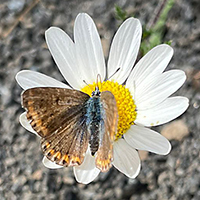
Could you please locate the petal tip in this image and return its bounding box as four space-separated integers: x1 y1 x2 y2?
42 156 63 169
128 17 142 32
134 165 141 179
127 162 141 179
15 70 26 83
73 166 100 184
45 26 63 40
161 139 172 155
182 97 189 110
19 112 40 136
76 13 92 21
45 26 54 36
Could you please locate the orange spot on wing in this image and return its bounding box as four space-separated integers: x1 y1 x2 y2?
54 151 61 160
32 119 42 127
28 101 33 106
49 149 55 155
62 155 69 163
28 106 34 112
96 158 112 172
45 142 50 149
70 156 81 165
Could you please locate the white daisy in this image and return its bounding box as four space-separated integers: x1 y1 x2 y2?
16 13 189 184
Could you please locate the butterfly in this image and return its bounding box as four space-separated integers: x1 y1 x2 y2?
22 85 118 172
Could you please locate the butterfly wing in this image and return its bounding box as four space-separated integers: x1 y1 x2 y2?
95 91 118 172
41 114 88 167
22 87 90 166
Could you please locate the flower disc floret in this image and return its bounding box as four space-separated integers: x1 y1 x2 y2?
81 81 137 139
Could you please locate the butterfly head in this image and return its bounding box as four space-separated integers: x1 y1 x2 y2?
91 74 102 97
91 86 101 97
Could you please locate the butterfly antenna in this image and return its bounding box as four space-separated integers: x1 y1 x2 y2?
96 74 102 90
83 80 93 92
108 68 120 80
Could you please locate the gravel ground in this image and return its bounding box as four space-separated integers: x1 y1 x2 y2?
0 0 200 200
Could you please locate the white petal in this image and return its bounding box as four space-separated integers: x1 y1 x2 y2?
19 112 39 136
135 70 186 110
45 27 82 89
42 156 63 169
73 150 100 184
74 13 106 85
16 70 69 90
113 138 141 178
126 44 173 94
124 125 171 155
136 97 189 126
107 17 142 84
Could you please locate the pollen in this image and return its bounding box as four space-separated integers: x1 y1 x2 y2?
81 81 137 140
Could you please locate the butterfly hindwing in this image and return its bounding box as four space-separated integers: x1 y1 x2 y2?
22 87 90 166
95 91 118 172
41 112 89 166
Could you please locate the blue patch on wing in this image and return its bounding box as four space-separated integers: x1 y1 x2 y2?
85 96 105 155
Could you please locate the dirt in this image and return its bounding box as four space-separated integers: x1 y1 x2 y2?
0 0 200 199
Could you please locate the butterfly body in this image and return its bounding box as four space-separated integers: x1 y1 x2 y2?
86 88 105 156
22 86 118 172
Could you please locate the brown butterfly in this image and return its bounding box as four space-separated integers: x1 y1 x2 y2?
22 86 118 172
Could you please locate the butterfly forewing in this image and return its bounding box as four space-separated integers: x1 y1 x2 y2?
95 91 118 172
22 88 89 137
22 87 90 166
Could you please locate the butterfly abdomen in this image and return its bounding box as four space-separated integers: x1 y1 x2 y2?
86 97 105 156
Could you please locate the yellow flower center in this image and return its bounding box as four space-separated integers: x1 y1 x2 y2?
81 81 137 140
